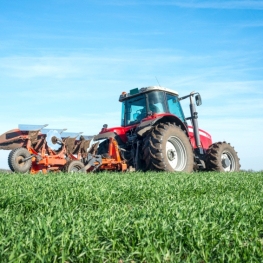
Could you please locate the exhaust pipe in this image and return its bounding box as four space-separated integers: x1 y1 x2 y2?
189 93 203 155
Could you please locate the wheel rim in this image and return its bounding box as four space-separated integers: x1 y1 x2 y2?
221 151 236 172
166 136 187 171
15 154 30 170
16 156 26 168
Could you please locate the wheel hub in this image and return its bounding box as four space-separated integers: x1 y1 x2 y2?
221 151 235 171
17 156 25 167
167 149 176 161
222 157 231 168
166 136 187 171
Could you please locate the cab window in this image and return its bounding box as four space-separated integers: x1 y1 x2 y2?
166 93 185 121
147 91 166 114
121 94 147 126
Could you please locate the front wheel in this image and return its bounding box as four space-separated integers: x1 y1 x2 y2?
142 123 194 172
206 142 240 172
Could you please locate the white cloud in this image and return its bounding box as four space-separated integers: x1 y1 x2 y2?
0 57 80 79
0 49 261 81
198 81 263 99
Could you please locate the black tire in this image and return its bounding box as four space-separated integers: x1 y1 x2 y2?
206 141 241 172
142 123 194 172
65 160 85 173
8 149 16 172
8 147 32 173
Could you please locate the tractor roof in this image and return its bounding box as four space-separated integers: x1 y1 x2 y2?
119 86 179 102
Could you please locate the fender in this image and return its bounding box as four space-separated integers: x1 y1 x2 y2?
97 114 188 142
136 114 188 137
94 132 116 141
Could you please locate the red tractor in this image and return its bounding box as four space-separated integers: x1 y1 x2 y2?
96 86 240 172
0 86 240 173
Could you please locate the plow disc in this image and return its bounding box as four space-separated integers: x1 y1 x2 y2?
0 124 127 174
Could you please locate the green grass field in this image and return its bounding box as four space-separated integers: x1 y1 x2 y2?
0 171 263 262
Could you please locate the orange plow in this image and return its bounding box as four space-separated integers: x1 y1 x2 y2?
0 124 127 174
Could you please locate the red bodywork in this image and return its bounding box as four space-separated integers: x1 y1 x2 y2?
99 113 213 150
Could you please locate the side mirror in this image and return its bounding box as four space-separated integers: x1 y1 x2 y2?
195 94 202 106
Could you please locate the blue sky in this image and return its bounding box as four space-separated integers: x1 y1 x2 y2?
0 0 262 170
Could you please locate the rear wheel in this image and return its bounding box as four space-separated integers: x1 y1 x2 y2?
65 160 85 173
206 142 240 172
142 123 194 172
8 147 32 173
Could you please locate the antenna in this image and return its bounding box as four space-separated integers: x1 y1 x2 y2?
155 76 161 87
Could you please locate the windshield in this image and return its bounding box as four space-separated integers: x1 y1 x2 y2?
166 93 185 121
147 91 166 114
121 94 147 126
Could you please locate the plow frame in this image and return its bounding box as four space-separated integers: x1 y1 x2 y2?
0 125 128 174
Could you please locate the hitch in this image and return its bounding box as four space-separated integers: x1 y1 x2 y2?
82 153 102 172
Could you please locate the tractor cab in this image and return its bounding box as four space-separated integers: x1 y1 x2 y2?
119 86 185 127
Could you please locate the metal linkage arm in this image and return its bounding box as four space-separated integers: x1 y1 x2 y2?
82 153 102 172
